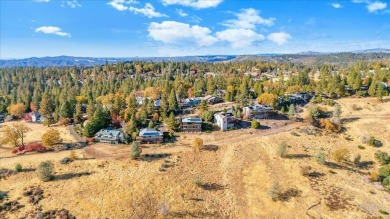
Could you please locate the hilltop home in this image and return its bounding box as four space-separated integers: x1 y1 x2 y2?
180 117 202 133
31 112 44 123
95 128 125 144
214 112 237 131
243 105 273 120
136 128 163 144
183 97 201 108
202 95 223 105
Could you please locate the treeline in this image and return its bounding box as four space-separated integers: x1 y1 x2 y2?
0 60 388 139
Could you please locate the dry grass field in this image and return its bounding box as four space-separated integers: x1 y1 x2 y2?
1 97 390 218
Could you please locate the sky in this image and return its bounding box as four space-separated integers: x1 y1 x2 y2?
1 0 390 58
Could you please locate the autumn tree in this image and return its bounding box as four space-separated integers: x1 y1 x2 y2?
1 123 31 147
332 148 350 163
41 129 63 147
193 138 203 153
256 93 278 109
7 103 27 118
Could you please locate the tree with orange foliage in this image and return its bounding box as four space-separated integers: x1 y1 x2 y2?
256 93 278 109
7 103 27 118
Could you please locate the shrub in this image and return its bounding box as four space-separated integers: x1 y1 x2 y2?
369 171 380 181
352 104 361 111
368 136 382 147
0 191 7 200
277 142 287 158
332 148 350 163
130 141 142 160
319 118 341 133
251 119 260 129
268 181 281 201
37 161 54 182
382 176 390 189
378 165 390 179
357 145 365 150
324 99 336 106
15 163 22 172
68 151 78 160
12 149 18 154
192 177 203 188
374 151 390 165
25 142 46 153
315 148 326 165
352 154 361 168
42 129 63 147
300 166 312 176
193 138 203 153
379 210 389 215
58 118 71 126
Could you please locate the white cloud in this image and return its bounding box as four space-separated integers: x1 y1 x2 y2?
176 9 188 17
108 0 138 11
331 3 342 8
367 1 387 12
223 8 275 29
216 29 265 48
267 32 291 45
61 0 81 8
35 26 71 37
148 21 217 46
129 3 167 18
162 0 224 9
33 0 50 2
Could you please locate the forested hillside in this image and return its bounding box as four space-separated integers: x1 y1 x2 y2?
0 60 389 140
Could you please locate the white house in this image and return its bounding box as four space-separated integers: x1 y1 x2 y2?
214 112 237 131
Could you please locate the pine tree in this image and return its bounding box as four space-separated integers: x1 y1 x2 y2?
60 100 73 118
39 93 55 126
166 112 176 130
130 141 142 160
74 103 83 123
288 104 296 120
168 89 178 111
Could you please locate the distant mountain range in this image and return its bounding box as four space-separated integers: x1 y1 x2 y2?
0 49 389 67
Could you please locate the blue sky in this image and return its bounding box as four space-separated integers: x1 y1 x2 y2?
1 0 389 58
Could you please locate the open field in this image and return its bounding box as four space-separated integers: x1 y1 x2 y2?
1 97 390 218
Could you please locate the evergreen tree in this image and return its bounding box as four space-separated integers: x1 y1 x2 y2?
166 112 176 130
39 93 55 126
288 104 296 120
168 89 178 111
251 119 260 129
130 141 142 160
59 100 73 118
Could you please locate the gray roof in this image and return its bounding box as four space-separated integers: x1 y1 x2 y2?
96 129 121 139
139 128 163 137
182 117 202 123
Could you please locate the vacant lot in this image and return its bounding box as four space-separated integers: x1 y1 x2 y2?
1 97 389 218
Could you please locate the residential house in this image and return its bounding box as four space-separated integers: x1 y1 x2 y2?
136 128 163 144
183 97 201 108
95 128 125 144
31 112 44 123
214 112 237 131
202 95 223 105
180 117 202 133
243 105 273 120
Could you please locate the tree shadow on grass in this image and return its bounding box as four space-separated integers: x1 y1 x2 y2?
325 162 366 174
142 153 171 162
284 154 311 159
169 210 216 218
54 171 93 181
201 183 225 191
202 145 219 152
